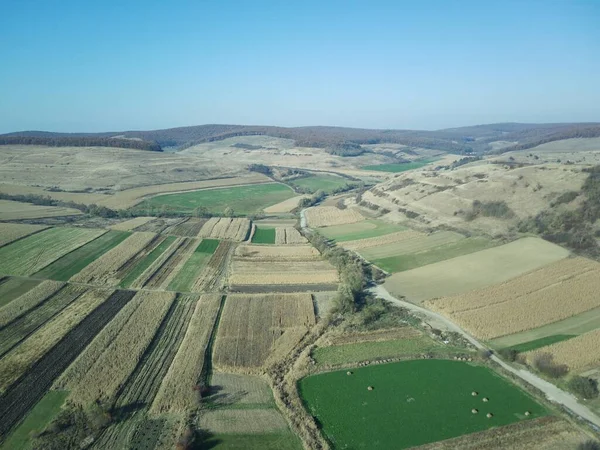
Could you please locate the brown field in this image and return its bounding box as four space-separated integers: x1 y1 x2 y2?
235 244 319 261
0 280 64 328
197 217 251 241
0 222 47 247
151 294 222 414
230 260 338 285
70 232 159 285
134 238 198 289
109 216 154 231
0 199 82 220
426 257 600 339
213 293 315 371
263 195 307 213
525 329 600 372
275 227 307 244
198 409 289 434
191 241 234 292
69 291 175 405
0 288 112 392
305 206 364 227
413 416 588 450
163 217 207 237
341 230 425 251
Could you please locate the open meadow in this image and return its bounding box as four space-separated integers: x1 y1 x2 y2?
289 173 351 193
319 218 407 242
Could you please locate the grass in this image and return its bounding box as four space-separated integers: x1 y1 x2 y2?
488 306 600 350
289 174 350 193
202 433 302 449
362 158 437 172
0 390 68 450
319 219 406 242
299 360 546 449
371 237 495 273
33 230 131 281
252 227 276 244
168 239 219 292
119 236 176 288
0 278 40 308
507 335 576 353
312 336 449 366
139 183 295 215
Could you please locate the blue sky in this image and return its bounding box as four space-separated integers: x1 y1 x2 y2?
1 0 598 132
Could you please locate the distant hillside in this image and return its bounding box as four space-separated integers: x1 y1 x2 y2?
2 122 599 155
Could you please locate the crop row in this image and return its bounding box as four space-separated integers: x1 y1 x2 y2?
0 280 63 328
305 206 364 227
191 241 234 292
139 238 198 289
0 223 47 248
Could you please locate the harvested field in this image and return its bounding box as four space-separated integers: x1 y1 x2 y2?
230 260 338 285
191 241 235 292
229 283 339 293
0 284 87 361
0 223 47 248
199 409 288 434
69 291 175 405
235 245 319 261
163 217 207 237
354 231 463 258
119 236 176 288
341 230 424 251
109 216 154 231
318 219 407 242
70 231 159 285
304 206 364 227
208 372 274 406
525 329 600 372
0 280 63 328
198 217 251 241
213 293 315 370
167 239 219 292
0 199 82 220
275 227 307 244
34 230 131 281
151 294 222 414
134 238 198 289
0 288 112 393
426 257 600 339
0 290 136 440
385 238 570 303
0 227 106 276
130 217 179 234
412 416 587 450
0 277 40 309
263 195 307 213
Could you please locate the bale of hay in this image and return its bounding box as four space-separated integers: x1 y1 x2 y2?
367 386 374 391
482 397 489 402
525 411 531 416
471 409 478 414
347 371 352 376
486 413 493 418
471 391 478 396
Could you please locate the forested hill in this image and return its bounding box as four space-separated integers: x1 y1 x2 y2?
2 122 599 154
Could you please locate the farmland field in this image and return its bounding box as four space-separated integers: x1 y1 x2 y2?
362 159 437 172
305 206 364 228
198 217 251 241
525 329 600 372
318 219 406 241
0 227 106 276
275 227 306 244
34 230 131 281
138 182 295 215
252 227 275 244
426 257 600 339
385 238 569 303
0 280 63 328
0 278 40 309
504 335 576 353
109 216 154 231
299 360 546 449
0 199 82 220
133 238 198 289
168 239 218 292
289 174 350 193
119 236 177 288
0 222 47 248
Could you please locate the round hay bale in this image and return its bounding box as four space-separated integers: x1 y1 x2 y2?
367 386 374 391
486 413 493 418
471 391 478 396
471 408 478 414
347 371 352 376
482 397 489 402
525 411 531 416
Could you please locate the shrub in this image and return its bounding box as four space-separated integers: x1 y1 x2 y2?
568 376 599 399
497 348 519 362
531 353 568 378
578 441 600 450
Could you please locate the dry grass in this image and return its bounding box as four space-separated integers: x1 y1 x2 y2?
305 206 364 227
198 409 288 434
426 257 600 339
209 372 274 405
198 217 251 241
0 280 64 328
151 294 222 414
230 260 338 285
69 291 175 405
525 329 600 372
0 223 47 248
213 293 315 370
70 232 158 285
235 245 319 261
0 288 112 393
0 199 82 220
263 195 307 213
327 327 422 346
190 241 234 292
109 216 154 231
275 227 307 244
341 230 424 251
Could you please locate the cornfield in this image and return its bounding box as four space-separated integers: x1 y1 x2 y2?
197 217 251 241
525 329 600 372
0 280 63 328
275 227 307 244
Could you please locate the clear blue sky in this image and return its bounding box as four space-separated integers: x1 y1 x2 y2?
1 0 598 133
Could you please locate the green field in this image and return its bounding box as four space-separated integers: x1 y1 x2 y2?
319 219 406 242
202 433 302 449
0 390 68 450
289 174 350 193
506 335 576 353
371 237 494 273
168 239 219 292
34 230 131 281
139 183 295 215
313 336 451 366
0 278 40 308
299 360 546 449
119 236 177 288
362 159 437 172
252 227 276 244
488 306 600 350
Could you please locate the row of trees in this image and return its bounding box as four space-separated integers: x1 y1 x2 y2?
0 136 162 151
